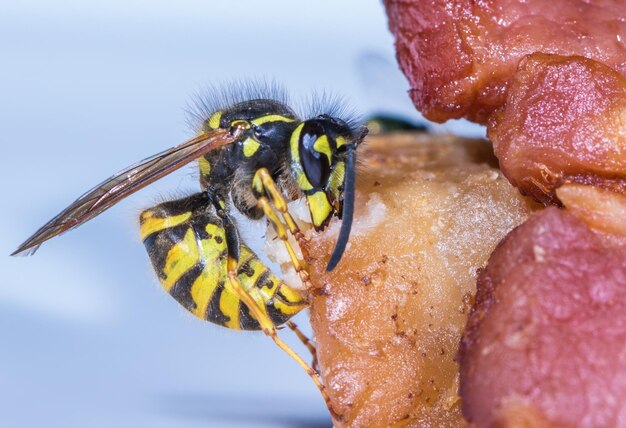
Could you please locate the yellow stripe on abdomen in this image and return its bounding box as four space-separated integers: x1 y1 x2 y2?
190 264 221 319
220 280 241 330
193 223 229 321
139 211 192 241
161 228 200 291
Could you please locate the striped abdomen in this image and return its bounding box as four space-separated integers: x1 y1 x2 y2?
139 194 307 330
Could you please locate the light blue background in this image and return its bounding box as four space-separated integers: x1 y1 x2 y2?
1 2 414 427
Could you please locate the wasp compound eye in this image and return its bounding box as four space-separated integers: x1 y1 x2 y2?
299 121 331 188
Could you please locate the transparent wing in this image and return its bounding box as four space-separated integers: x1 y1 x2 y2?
13 127 242 256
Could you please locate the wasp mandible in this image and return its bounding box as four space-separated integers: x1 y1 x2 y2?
13 83 367 418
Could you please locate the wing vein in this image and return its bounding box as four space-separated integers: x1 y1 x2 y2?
12 128 241 256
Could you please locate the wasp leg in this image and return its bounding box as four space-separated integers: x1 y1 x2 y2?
252 168 312 289
225 258 339 420
286 320 319 372
257 197 312 288
140 192 306 329
204 193 336 418
253 168 310 252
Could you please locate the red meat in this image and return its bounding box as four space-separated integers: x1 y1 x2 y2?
489 53 626 204
384 0 626 124
459 207 626 427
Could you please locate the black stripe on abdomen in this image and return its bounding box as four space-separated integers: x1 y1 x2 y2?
206 281 231 327
238 301 261 330
168 263 205 312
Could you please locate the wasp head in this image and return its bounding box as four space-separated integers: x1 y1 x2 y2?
290 115 367 271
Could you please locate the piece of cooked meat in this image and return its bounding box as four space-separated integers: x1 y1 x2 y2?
384 0 626 124
300 133 535 427
459 206 626 427
489 53 626 204
557 183 626 240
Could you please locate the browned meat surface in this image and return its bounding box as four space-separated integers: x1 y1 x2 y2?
459 207 626 427
303 133 535 427
489 53 626 204
384 0 626 124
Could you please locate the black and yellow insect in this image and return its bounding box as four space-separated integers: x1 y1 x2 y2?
12 84 367 418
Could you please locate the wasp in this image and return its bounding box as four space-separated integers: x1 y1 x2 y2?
12 83 367 419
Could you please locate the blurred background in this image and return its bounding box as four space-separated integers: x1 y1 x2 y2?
2 1 405 427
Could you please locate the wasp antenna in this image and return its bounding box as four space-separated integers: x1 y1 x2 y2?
326 144 357 272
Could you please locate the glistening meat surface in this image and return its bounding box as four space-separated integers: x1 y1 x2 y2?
459 207 626 427
385 0 626 124
489 53 626 204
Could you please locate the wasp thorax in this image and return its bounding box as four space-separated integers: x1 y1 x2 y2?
194 97 361 270
204 100 297 128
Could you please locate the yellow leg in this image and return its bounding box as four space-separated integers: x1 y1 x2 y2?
286 320 319 373
253 168 312 288
226 258 339 420
253 168 310 252
257 197 312 287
